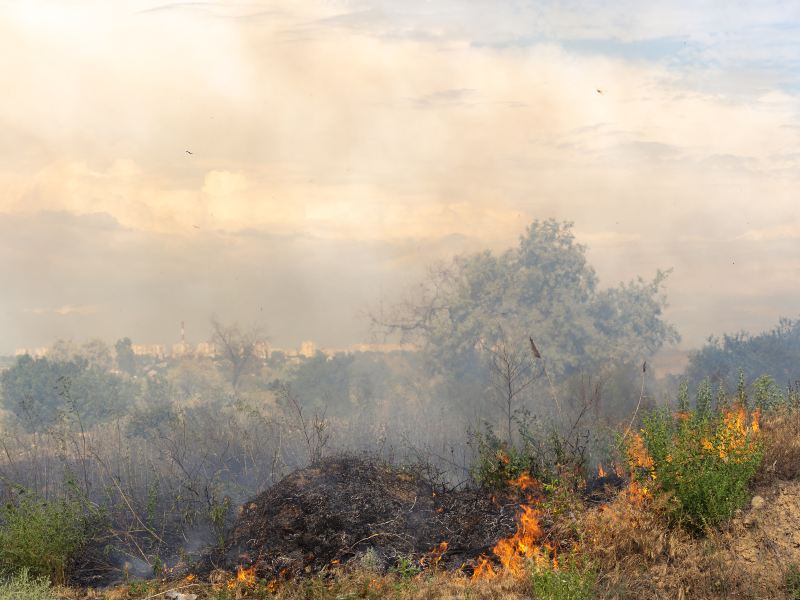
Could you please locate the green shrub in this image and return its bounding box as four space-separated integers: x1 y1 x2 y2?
470 417 582 490
0 494 88 584
0 569 56 600
531 557 596 600
392 555 421 579
786 563 800 600
635 402 762 531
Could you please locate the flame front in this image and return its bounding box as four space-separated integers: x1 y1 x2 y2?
472 474 545 580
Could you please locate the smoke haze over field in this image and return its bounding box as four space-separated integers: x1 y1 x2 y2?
1 1 799 353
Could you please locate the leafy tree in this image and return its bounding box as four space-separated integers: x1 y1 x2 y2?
114 337 136 375
79 339 112 371
374 220 679 409
684 317 800 391
0 355 135 430
275 352 354 415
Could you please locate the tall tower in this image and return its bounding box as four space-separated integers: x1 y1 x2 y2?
181 320 185 345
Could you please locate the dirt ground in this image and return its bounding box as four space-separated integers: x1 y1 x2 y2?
727 480 800 595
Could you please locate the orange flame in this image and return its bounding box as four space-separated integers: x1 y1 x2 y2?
429 541 449 568
236 565 257 587
472 555 496 580
628 433 654 474
473 473 545 580
597 464 606 478
509 472 539 493
751 408 760 433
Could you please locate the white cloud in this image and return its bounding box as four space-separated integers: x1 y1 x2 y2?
738 224 800 242
25 304 99 316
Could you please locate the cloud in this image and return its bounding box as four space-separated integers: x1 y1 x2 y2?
25 304 100 316
738 224 800 241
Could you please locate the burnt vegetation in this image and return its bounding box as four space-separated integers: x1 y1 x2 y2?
1 221 800 599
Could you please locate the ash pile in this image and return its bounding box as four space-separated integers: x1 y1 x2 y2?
210 456 522 578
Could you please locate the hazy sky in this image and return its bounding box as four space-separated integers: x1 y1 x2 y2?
1 1 799 353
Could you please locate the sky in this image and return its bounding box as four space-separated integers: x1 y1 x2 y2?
1 0 799 354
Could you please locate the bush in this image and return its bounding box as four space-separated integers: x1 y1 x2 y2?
0 569 56 600
530 556 596 600
0 494 89 583
786 564 800 600
633 402 762 531
470 417 585 490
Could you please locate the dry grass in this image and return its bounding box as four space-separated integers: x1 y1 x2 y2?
757 408 800 482
581 489 757 599
66 571 533 600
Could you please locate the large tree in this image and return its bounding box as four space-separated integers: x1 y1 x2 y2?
374 220 679 382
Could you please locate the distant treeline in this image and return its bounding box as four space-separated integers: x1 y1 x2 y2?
684 317 800 391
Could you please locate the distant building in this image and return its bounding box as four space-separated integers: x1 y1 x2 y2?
131 344 168 358
195 342 216 358
253 341 270 360
13 347 49 358
299 340 316 358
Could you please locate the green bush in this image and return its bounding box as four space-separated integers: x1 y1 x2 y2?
531 557 596 600
470 417 583 490
0 569 56 600
0 494 89 584
786 564 800 600
635 401 762 531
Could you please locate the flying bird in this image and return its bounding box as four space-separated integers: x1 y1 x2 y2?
185 150 193 155
529 337 542 359
596 89 604 95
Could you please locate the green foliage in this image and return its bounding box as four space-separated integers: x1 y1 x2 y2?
752 374 783 410
685 317 800 393
379 219 679 384
677 379 689 412
126 580 160 597
0 569 56 600
530 557 596 600
127 376 177 437
637 402 762 531
0 494 89 583
0 354 136 430
786 563 800 600
471 425 550 489
695 378 712 420
115 337 137 375
470 414 587 489
392 555 421 579
737 368 748 408
209 496 232 550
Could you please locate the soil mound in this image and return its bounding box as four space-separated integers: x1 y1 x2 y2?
213 456 522 578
